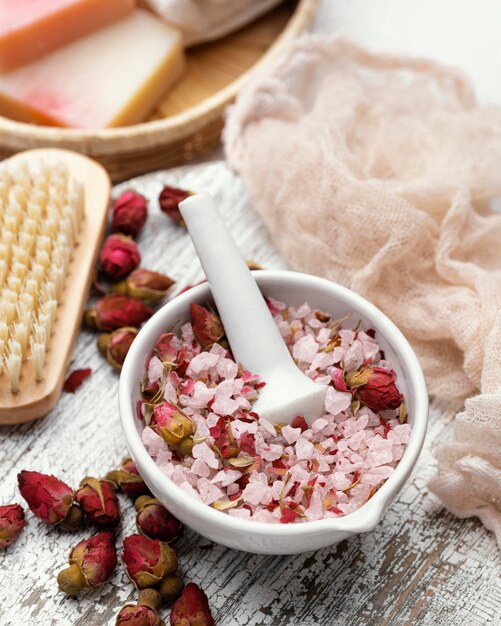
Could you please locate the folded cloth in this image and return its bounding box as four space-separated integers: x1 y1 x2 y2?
224 36 501 545
145 0 282 46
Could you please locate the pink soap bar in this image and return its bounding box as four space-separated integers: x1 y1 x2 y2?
0 0 135 71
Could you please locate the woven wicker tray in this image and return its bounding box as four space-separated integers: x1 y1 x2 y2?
0 0 318 182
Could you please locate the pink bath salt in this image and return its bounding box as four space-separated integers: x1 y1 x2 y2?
393 424 412 443
242 477 271 506
356 413 369 431
277 320 291 337
339 329 356 346
258 418 277 438
205 412 221 428
295 437 315 460
307 317 324 329
368 446 393 467
211 396 240 416
192 442 220 469
180 322 194 343
259 443 284 462
192 414 210 438
156 449 173 466
187 351 220 375
281 425 302 444
181 381 215 409
347 430 367 451
179 482 200 499
226 482 240 496
148 356 164 383
196 478 224 505
228 508 252 520
211 469 242 487
142 427 169 457
360 338 380 362
216 357 238 380
191 459 211 478
325 386 352 415
314 374 332 386
331 472 351 491
391 445 405 462
305 491 324 521
292 334 318 363
309 352 335 372
343 340 364 371
295 302 312 318
331 346 345 364
231 419 258 439
316 327 331 345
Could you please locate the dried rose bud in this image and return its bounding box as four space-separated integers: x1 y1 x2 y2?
57 531 117 596
100 234 141 280
17 470 83 530
158 574 184 605
122 534 178 590
150 403 194 446
116 590 164 626
106 458 150 497
158 186 192 226
190 304 224 349
112 269 175 304
0 504 25 548
135 496 183 543
76 477 120 526
112 191 148 238
347 366 403 411
98 327 138 369
85 294 153 331
170 583 215 626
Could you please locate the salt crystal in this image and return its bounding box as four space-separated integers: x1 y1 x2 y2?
147 356 164 383
281 425 301 444
188 351 219 375
295 437 314 460
192 442 220 469
197 478 224 505
211 469 242 487
343 340 364 371
311 418 329 433
181 322 194 343
191 459 210 478
259 418 277 437
292 334 318 363
211 396 240 416
217 357 238 380
142 427 169 457
394 424 411 444
325 386 352 415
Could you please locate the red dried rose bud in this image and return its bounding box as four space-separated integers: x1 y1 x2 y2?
190 304 224 349
150 403 194 446
122 534 178 590
0 503 25 548
135 496 183 543
106 458 150 497
76 477 120 526
158 186 192 226
85 294 153 331
170 583 215 626
116 604 165 626
58 531 117 595
112 269 175 304
112 191 148 238
98 327 138 369
17 470 83 530
347 366 404 411
100 234 141 280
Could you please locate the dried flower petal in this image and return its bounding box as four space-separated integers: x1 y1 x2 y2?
63 368 92 393
100 234 141 280
122 534 178 590
17 470 82 529
170 583 215 626
85 295 153 331
76 478 120 526
58 531 117 595
190 304 224 349
136 496 183 543
0 504 25 548
158 186 192 226
112 191 148 238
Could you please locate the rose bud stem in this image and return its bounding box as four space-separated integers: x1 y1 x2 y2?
138 588 162 611
0 503 26 548
158 574 184 605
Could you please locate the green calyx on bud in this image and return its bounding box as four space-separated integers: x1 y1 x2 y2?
57 563 87 596
138 588 162 610
176 436 194 456
59 504 84 532
158 574 184 604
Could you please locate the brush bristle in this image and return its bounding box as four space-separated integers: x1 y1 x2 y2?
0 160 84 392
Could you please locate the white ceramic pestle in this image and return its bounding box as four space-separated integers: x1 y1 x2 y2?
179 192 327 426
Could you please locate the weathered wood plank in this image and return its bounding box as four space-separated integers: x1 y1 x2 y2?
0 163 499 626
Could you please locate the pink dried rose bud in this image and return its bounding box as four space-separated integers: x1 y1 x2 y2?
98 327 138 369
112 191 148 238
135 496 183 543
0 504 26 548
347 366 403 411
57 531 117 596
17 470 83 530
158 186 192 226
106 458 150 497
150 403 195 446
85 294 153 331
170 583 215 626
112 269 175 304
76 477 120 526
116 589 165 626
189 304 224 349
100 234 141 280
122 534 178 590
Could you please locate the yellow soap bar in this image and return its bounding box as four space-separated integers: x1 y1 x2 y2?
0 0 135 72
0 10 185 129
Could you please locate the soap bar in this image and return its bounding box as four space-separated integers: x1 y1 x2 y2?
0 10 185 129
0 0 135 71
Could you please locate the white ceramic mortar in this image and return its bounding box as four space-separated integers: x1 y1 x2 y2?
119 270 428 555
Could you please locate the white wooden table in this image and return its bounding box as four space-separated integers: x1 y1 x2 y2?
0 162 499 626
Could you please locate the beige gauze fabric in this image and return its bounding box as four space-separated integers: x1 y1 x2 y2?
224 37 501 545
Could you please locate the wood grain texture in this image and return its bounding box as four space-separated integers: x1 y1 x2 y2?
0 162 499 626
